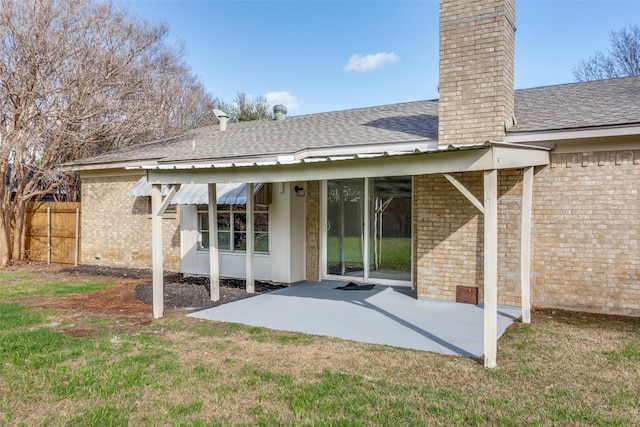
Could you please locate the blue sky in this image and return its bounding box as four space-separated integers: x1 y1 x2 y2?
124 0 640 116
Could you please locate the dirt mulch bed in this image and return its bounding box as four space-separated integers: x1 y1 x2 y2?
135 277 285 310
60 265 286 310
29 277 152 320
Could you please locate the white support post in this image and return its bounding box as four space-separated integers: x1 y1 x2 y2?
339 187 345 275
483 169 498 368
521 167 534 324
245 182 255 293
150 183 178 319
151 184 164 319
208 184 220 301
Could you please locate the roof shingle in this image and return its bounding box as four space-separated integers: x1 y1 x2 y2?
73 76 640 168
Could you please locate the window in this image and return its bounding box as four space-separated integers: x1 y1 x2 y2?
197 204 268 253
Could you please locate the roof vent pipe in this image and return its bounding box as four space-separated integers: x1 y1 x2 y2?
213 109 229 131
273 104 287 121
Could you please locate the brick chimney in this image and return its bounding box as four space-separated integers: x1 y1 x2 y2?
438 0 516 146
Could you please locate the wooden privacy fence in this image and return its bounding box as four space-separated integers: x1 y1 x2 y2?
25 202 81 265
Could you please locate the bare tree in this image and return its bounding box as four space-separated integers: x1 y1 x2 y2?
574 25 640 81
0 0 214 266
214 92 273 122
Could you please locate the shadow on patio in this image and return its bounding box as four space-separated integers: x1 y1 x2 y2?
189 280 521 358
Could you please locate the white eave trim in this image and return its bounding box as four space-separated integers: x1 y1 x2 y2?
141 139 439 168
139 142 550 185
291 139 439 160
506 124 640 144
132 141 547 171
65 159 163 172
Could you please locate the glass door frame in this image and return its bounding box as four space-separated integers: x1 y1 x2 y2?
320 177 414 288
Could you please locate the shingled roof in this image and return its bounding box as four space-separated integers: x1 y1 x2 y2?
511 76 640 133
73 76 640 169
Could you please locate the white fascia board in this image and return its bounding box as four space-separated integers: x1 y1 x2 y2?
146 146 549 185
277 154 295 162
506 125 640 144
149 141 437 169
80 169 145 179
292 140 438 159
299 157 325 163
71 160 160 172
147 149 492 184
491 146 551 169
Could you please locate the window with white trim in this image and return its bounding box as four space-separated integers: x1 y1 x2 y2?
197 204 269 253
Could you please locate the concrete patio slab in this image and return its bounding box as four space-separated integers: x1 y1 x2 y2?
189 281 521 358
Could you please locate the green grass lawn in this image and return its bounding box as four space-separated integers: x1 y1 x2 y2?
1 268 639 425
327 236 411 272
0 271 112 299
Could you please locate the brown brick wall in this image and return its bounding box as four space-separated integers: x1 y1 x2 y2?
414 173 482 301
305 180 321 281
438 0 515 145
80 172 181 270
531 150 640 315
413 150 640 315
414 170 523 306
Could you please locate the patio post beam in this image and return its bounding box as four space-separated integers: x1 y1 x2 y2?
208 184 220 301
483 169 498 368
443 173 485 214
246 182 255 293
151 184 164 319
520 166 534 324
158 185 179 214
150 183 178 318
339 185 345 275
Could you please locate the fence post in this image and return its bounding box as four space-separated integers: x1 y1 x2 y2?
47 206 51 265
75 207 79 267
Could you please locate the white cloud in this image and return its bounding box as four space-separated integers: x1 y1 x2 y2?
265 91 299 112
343 52 400 72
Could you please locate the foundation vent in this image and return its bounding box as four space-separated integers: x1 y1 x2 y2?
456 286 479 305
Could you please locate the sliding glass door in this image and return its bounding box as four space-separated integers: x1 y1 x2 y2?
368 176 412 281
326 179 365 277
325 176 412 284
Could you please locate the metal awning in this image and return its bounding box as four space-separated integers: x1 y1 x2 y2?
129 176 170 197
139 141 551 185
129 178 263 205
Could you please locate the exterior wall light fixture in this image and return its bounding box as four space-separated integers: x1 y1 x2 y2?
294 185 305 197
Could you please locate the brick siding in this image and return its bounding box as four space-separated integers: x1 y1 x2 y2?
305 180 321 281
531 150 640 315
413 150 640 315
80 172 181 270
414 170 523 307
